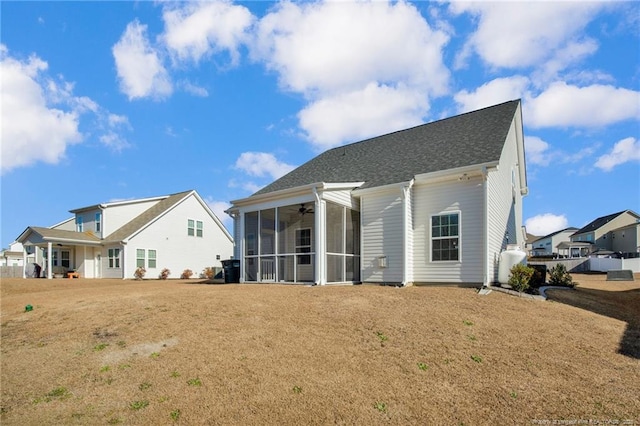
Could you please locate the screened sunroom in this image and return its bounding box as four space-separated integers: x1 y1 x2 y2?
238 201 360 284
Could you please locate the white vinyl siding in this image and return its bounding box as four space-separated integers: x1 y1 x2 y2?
412 179 483 283
486 120 522 283
323 189 359 209
99 200 160 237
361 189 404 283
123 193 233 279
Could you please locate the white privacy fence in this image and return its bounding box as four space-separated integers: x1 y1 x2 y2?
589 257 640 273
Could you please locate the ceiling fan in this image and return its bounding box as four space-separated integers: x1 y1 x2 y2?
298 203 314 216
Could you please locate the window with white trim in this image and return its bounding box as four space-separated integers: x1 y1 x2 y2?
108 248 121 268
296 228 312 265
76 216 83 232
95 212 101 232
148 250 157 268
188 219 195 236
136 249 145 268
431 213 460 261
196 220 203 237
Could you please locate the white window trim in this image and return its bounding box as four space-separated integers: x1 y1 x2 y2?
76 216 83 232
430 211 461 263
95 212 102 232
108 248 121 269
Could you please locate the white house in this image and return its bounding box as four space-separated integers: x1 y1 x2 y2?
530 228 578 257
227 100 528 286
17 190 234 279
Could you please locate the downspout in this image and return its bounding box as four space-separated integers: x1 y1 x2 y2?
401 179 414 287
482 166 490 288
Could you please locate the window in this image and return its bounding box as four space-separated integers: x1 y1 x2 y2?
431 213 460 261
188 219 195 236
61 251 70 268
148 250 157 268
296 228 312 265
136 249 145 268
108 248 120 268
196 221 203 237
76 216 83 232
95 213 101 232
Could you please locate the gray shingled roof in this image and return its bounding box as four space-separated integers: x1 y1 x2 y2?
572 210 640 236
255 100 520 195
27 227 101 243
103 190 192 243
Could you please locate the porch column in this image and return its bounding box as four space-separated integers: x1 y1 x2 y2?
238 213 245 283
314 191 326 285
22 247 27 278
47 242 53 279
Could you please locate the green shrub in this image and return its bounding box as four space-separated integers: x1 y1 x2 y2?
508 263 535 293
548 263 575 287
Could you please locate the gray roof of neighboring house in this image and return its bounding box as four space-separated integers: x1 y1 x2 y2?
533 227 579 242
25 227 101 243
103 190 193 243
572 210 640 236
255 100 521 195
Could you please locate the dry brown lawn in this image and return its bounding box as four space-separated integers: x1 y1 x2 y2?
1 274 638 425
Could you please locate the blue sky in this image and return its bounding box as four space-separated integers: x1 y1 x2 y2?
1 0 639 249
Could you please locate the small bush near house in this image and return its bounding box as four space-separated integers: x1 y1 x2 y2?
508 264 535 293
159 268 171 280
180 269 193 279
134 267 146 280
548 263 576 288
202 267 215 280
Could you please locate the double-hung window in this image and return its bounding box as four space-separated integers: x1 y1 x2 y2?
136 249 157 268
76 216 83 232
95 213 101 232
296 228 312 265
108 248 121 268
431 213 460 261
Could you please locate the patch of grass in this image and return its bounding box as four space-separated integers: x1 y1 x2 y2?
292 385 303 394
463 320 474 326
170 371 181 378
107 418 122 424
129 400 149 410
467 334 477 341
33 386 71 404
93 343 109 352
510 391 518 399
150 352 160 359
444 358 452 365
116 340 126 348
373 402 387 413
417 362 429 371
139 382 152 391
100 365 110 372
471 354 483 363
374 331 388 345
118 364 131 370
170 409 181 422
187 378 202 387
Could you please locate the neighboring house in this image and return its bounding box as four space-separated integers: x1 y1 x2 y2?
17 190 234 279
608 222 640 258
524 233 539 256
0 241 33 266
530 228 578 257
227 100 528 286
568 210 640 256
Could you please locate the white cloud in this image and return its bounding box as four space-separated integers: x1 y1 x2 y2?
205 197 233 228
234 152 295 180
450 2 603 69
525 214 569 236
525 136 551 167
113 20 172 100
1 48 81 174
162 1 254 65
299 83 426 150
526 82 640 128
595 137 640 172
178 80 209 97
252 0 450 148
454 76 530 113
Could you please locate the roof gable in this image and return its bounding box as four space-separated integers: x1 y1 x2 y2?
103 190 193 243
255 100 520 195
572 210 640 236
